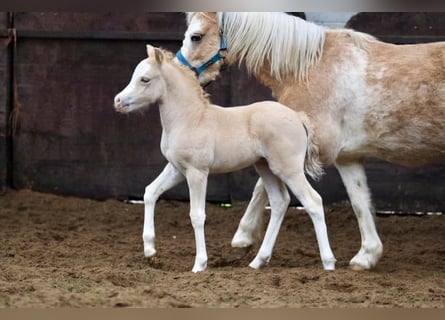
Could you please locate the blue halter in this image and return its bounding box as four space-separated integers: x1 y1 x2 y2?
176 14 227 76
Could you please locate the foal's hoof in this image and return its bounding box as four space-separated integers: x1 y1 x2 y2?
248 257 267 269
322 260 336 271
192 262 207 273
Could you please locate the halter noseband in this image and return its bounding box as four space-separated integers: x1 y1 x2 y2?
176 14 227 76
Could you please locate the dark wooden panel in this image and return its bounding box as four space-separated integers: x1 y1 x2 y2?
0 13 11 192
0 38 9 192
14 12 186 35
11 37 229 200
366 159 445 211
0 12 8 34
346 12 445 43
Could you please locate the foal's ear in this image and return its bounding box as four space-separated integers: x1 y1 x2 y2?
146 45 163 64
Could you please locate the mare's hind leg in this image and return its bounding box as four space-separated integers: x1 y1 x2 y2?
143 163 185 257
335 161 383 270
249 161 290 269
231 178 267 248
283 173 336 270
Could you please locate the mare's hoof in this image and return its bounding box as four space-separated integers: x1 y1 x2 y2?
226 246 253 263
349 263 367 271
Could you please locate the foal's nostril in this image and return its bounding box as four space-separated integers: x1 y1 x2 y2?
115 96 121 105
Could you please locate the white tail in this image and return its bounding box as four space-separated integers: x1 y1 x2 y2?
300 114 324 181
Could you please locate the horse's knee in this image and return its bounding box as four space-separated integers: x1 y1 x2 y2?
144 186 155 203
190 210 206 229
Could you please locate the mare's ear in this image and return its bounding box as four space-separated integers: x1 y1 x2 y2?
146 45 163 64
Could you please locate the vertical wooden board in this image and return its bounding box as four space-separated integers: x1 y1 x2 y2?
345 12 445 43
0 12 7 33
0 12 10 192
366 159 445 211
13 12 186 34
12 37 229 200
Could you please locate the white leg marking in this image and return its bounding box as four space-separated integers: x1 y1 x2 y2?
336 161 383 270
284 173 336 270
143 163 184 258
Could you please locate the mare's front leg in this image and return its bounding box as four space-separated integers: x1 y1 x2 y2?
335 160 383 270
143 163 185 258
186 167 209 273
231 178 267 249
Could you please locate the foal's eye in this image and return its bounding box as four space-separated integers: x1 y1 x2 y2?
191 34 203 42
140 77 151 84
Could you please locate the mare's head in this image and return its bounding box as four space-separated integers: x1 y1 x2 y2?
114 45 167 113
179 12 225 85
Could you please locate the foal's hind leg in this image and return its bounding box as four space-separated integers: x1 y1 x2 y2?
249 161 290 269
143 163 185 258
283 173 336 270
335 161 383 270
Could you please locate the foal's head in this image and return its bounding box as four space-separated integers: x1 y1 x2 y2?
114 45 167 113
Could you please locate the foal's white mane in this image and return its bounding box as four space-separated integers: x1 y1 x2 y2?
218 12 326 81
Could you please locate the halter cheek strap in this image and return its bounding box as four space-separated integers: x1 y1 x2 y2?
176 13 228 76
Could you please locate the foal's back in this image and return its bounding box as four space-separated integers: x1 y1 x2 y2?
189 101 310 173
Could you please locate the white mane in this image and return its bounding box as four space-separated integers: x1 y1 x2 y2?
217 12 326 81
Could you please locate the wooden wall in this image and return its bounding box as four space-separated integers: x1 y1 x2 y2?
3 12 445 211
0 12 11 193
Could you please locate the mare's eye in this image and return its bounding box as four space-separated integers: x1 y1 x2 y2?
141 77 151 84
191 34 203 42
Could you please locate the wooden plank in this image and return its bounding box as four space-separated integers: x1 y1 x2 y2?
366 159 445 211
346 12 445 43
0 12 7 36
13 12 186 34
0 12 10 192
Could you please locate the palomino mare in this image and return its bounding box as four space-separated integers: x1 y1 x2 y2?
114 45 336 272
178 12 445 270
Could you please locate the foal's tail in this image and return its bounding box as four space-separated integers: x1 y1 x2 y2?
299 113 324 181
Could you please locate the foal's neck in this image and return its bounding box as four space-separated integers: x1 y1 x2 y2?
158 61 209 132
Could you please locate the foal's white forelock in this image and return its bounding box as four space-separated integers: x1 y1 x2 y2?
216 12 326 81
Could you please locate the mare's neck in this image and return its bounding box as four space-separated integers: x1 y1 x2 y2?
158 62 208 133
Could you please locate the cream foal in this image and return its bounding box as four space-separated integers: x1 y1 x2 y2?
114 45 336 272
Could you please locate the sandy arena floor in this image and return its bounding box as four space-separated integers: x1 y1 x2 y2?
0 190 444 307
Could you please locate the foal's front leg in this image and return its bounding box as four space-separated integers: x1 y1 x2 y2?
143 163 185 258
185 167 209 273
